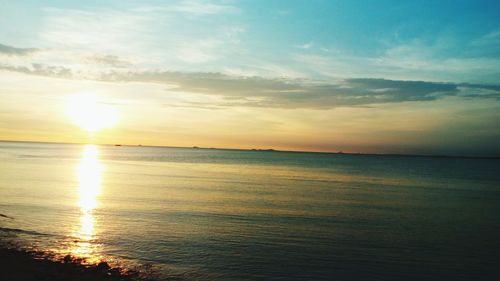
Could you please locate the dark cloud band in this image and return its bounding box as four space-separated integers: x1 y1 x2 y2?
108 71 499 109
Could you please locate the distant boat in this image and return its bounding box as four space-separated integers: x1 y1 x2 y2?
114 144 122 146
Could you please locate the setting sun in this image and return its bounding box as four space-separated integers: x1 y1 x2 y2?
65 94 119 133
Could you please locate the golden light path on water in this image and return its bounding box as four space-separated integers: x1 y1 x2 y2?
70 144 104 262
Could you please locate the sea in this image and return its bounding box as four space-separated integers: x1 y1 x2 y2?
1 141 499 280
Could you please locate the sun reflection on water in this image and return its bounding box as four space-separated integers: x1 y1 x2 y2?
71 144 103 261
78 145 102 212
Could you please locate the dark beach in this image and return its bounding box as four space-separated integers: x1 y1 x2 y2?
0 247 155 281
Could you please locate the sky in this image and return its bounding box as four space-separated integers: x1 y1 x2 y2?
0 0 499 156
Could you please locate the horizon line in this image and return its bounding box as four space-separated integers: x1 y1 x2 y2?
1 139 499 160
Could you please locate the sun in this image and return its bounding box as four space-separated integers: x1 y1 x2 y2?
65 94 119 133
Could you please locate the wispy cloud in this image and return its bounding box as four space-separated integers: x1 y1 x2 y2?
85 55 132 68
297 42 314 49
172 0 239 15
32 3 245 72
0 42 134 78
39 7 155 55
292 32 500 84
133 0 239 15
0 43 37 56
0 63 72 79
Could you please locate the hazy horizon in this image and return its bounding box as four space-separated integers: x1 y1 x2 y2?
1 0 500 157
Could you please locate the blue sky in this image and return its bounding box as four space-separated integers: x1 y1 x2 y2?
0 0 499 156
2 0 500 81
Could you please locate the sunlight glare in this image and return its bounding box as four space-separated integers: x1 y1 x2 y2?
66 94 119 133
77 145 102 212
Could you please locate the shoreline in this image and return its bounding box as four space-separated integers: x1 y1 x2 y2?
0 246 156 281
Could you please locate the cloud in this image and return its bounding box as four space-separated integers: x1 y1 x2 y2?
0 43 37 56
2 56 499 109
0 42 134 78
85 55 131 68
293 32 500 84
297 42 314 49
39 7 155 54
0 63 72 78
134 0 238 15
294 50 500 84
33 4 245 71
1 40 498 110
102 71 500 109
176 39 224 63
172 0 238 15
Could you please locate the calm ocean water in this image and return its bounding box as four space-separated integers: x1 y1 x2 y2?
1 141 499 280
